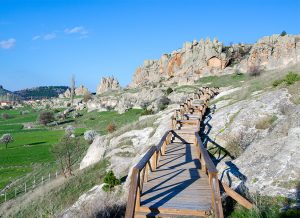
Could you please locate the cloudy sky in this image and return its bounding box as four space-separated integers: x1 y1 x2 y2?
0 0 299 91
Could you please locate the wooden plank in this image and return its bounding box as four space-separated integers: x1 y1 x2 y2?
137 206 211 216
221 182 253 209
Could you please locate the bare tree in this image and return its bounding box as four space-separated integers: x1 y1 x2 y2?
52 134 83 177
0 134 14 149
70 74 75 105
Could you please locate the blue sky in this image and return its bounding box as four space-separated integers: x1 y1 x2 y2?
0 0 299 91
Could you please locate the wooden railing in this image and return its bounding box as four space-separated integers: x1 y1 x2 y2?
195 133 224 218
125 131 173 218
125 86 253 218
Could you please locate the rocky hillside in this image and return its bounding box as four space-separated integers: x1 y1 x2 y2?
2 34 300 217
130 34 300 87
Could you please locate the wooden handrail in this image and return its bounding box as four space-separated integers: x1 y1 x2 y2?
125 131 172 218
221 182 253 209
195 132 223 218
195 133 218 174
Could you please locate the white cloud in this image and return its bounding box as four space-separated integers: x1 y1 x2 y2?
32 35 41 41
0 38 16 49
32 33 56 41
43 33 56 40
65 26 88 38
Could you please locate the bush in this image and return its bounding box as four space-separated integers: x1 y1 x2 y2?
84 130 98 144
107 123 117 133
38 111 55 125
249 65 261 77
272 79 284 87
158 96 170 111
1 113 10 119
83 90 92 103
280 30 287 36
273 72 300 87
141 109 154 116
166 87 173 95
285 72 300 85
102 170 120 192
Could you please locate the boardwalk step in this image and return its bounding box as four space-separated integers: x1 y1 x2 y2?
135 209 210 217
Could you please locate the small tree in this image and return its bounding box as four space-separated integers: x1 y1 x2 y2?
102 170 120 192
65 125 75 137
83 90 92 103
2 113 10 119
38 111 55 125
280 30 287 36
0 134 13 149
52 134 83 177
107 123 117 133
84 130 98 144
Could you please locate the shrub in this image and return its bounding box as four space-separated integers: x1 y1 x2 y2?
107 123 117 133
20 110 29 115
255 115 277 130
83 90 92 102
285 72 300 85
272 79 284 87
102 170 120 192
158 96 170 111
84 130 98 144
166 87 173 95
38 111 55 125
273 72 300 87
1 113 10 119
280 30 287 36
249 65 261 77
141 109 154 116
0 133 14 149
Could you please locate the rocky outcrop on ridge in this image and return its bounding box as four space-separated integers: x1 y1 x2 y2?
247 34 300 70
59 85 89 98
96 76 120 95
130 34 300 87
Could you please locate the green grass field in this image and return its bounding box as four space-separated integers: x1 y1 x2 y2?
0 107 143 191
67 108 144 135
0 108 65 190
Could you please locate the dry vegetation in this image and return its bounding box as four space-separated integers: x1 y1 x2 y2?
255 115 277 130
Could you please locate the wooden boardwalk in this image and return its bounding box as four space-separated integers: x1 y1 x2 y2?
125 87 253 218
139 142 212 216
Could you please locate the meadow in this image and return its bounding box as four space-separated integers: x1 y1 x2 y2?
0 107 143 193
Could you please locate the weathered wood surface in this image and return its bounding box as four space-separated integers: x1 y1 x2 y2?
125 87 252 218
139 142 212 215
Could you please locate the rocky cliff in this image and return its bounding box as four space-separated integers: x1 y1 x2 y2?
130 34 300 87
96 76 120 95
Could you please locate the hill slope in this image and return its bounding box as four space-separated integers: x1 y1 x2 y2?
14 86 69 100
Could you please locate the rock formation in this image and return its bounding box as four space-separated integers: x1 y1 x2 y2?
130 34 300 87
96 76 120 95
247 34 300 70
59 85 89 98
